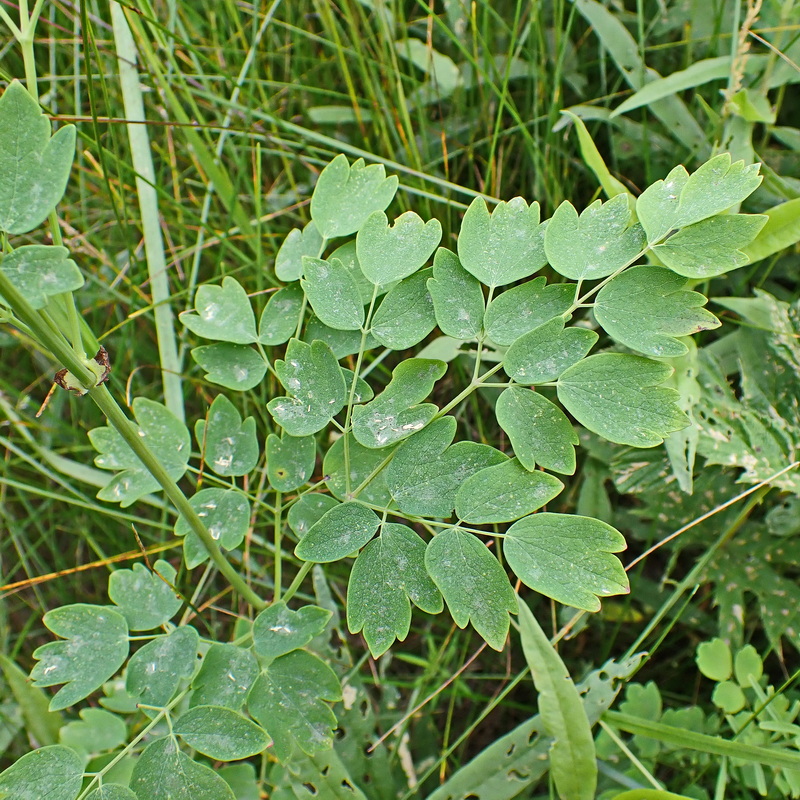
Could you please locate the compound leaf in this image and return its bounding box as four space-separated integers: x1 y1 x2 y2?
190 643 259 711
557 354 688 447
356 210 441 284
253 602 332 661
0 245 82 309
258 284 305 345
174 705 269 761
370 268 437 349
503 317 598 384
496 387 579 475
425 529 517 651
594 266 720 356
310 155 398 239
0 80 76 235
108 560 181 631
545 194 646 280
31 605 129 711
266 431 316 492
248 650 342 762
275 222 323 282
427 247 485 339
180 276 257 344
301 257 364 330
455 459 564 524
195 393 259 477
191 343 267 391
348 523 443 657
0 745 83 800
505 513 629 610
295 501 380 562
458 197 547 287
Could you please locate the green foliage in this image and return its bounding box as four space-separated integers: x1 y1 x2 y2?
0 245 83 309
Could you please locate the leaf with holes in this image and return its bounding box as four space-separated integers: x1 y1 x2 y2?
301 257 365 330
370 268 436 349
352 358 447 448
175 706 270 761
0 246 83 309
259 284 305 345
458 197 546 287
295 501 380 563
31 605 128 711
557 354 689 447
247 650 342 762
275 221 324 282
190 644 259 711
108 560 181 631
496 387 579 475
356 210 441 284
310 154 398 239
195 394 259 477
181 276 258 344
253 602 332 660
545 194 645 280
427 247 485 339
425 529 517 650
348 523 443 657
505 513 628 610
267 431 316 492
191 343 267 391
0 745 83 800
0 80 76 235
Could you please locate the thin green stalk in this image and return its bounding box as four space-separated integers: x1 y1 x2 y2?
274 492 283 602
281 561 314 605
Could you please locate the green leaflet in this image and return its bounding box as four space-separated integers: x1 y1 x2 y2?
31 604 129 711
253 602 332 660
266 431 316 491
557 353 689 447
455 459 564 523
268 338 347 436
84 785 137 800
484 277 573 346
275 222 323 282
59 708 126 755
195 394 260 477
356 210 441 284
175 705 269 761
310 154 398 239
385 417 506 517
190 643 259 711
323 434 396 506
351 358 447 448
191 343 267 391
295 501 380 562
328 239 393 304
652 214 767 279
347 523 443 657
427 247 484 340
742 197 800 264
0 245 83 309
0 745 83 800
495 387 578 475
636 154 763 244
503 317 598 384
457 196 547 287
131 736 235 799
425 529 517 650
505 513 629 610
301 256 365 330
259 284 305 345
594 266 720 356
304 316 379 358
181 276 258 344
0 80 76 235
89 398 191 507
247 650 342 763
287 494 341 539
108 560 181 631
370 268 437 349
517 598 597 800
544 194 646 280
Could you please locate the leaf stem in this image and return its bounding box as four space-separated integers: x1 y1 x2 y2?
273 492 283 602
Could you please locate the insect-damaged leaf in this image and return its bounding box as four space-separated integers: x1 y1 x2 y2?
295 501 380 562
266 431 316 492
195 393 259 477
427 247 485 340
301 256 365 330
181 276 258 344
0 245 83 309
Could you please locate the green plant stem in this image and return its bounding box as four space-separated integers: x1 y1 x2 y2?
281 561 314 605
274 492 283 602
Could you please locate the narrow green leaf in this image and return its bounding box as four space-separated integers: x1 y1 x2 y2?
557 354 688 447
458 196 547 287
545 194 645 280
504 317 598 384
247 650 342 762
108 560 181 631
496 387 579 475
517 598 597 800
425 529 517 650
295 501 380 562
348 523 443 657
506 514 629 610
0 745 83 800
352 358 447 448
0 80 76 234
59 708 126 755
370 268 436 349
258 284 305 345
455 459 564 523
31 605 129 711
301 257 365 330
0 654 61 746
610 790 698 800
742 197 800 264
287 494 340 539
267 431 316 491
190 643 258 711
275 222 323 282
131 736 235 799
323 434 396 506
195 394 259 477
594 266 720 356
253 602 332 660
191 343 267 391
484 277 574 346
0 246 83 309
427 247 485 339
310 154 398 239
180 276 258 344
356 210 441 284
175 705 269 761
